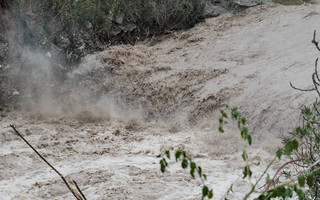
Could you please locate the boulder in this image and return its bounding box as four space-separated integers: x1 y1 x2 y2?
115 12 125 25
203 2 228 18
233 0 263 7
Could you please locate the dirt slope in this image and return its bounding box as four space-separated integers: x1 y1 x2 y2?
1 3 320 200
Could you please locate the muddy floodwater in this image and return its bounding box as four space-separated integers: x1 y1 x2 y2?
1 3 320 199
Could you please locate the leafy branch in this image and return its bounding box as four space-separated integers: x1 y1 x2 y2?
157 148 213 199
158 105 320 199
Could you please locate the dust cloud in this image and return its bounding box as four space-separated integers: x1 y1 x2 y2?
7 45 141 122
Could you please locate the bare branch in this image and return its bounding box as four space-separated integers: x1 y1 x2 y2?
10 125 85 200
312 73 320 97
73 180 87 200
314 58 320 82
312 30 320 52
265 158 305 190
289 82 316 92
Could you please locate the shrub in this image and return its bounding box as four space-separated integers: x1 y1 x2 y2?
39 0 204 43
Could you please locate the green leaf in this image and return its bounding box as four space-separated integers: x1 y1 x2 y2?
296 189 304 200
165 150 170 159
219 127 224 133
198 166 202 177
157 154 161 158
298 175 305 187
229 184 233 192
190 168 195 178
231 108 239 119
303 107 313 117
266 174 270 184
208 190 213 198
243 166 252 178
241 126 248 139
272 187 282 197
248 168 252 178
161 164 165 172
182 151 187 157
307 174 313 188
175 151 181 161
240 117 246 125
221 110 228 118
296 127 302 135
284 143 292 156
182 159 188 169
305 125 312 136
191 162 196 169
285 188 293 198
202 186 209 197
247 134 252 145
160 159 166 172
243 167 247 178
190 162 196 178
203 174 207 180
242 149 248 161
276 149 282 160
292 140 299 151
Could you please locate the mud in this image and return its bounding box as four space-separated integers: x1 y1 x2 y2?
1 3 320 200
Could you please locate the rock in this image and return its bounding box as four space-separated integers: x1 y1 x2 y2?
214 0 235 11
110 26 122 36
46 51 52 59
86 22 93 30
120 24 138 33
233 0 262 7
231 0 271 12
12 90 19 96
115 12 125 25
203 2 228 18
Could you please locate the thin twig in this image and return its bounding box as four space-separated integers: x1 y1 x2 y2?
262 160 320 194
314 58 320 82
312 30 320 52
243 156 277 200
10 125 85 200
73 180 87 200
312 73 320 97
289 82 316 92
265 158 305 190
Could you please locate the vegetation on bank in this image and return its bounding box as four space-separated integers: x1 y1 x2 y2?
273 0 314 5
39 0 204 44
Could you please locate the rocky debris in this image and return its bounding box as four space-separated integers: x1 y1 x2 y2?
231 0 272 12
234 0 263 7
206 0 271 14
86 22 93 30
0 43 8 63
203 1 228 18
115 12 125 25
